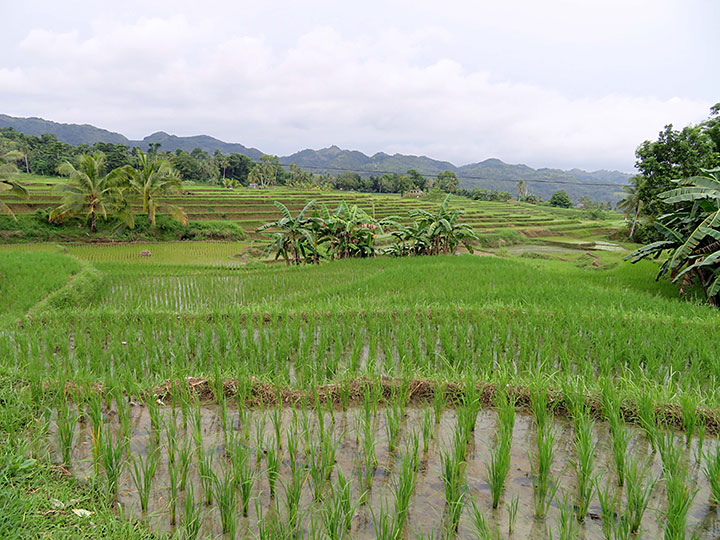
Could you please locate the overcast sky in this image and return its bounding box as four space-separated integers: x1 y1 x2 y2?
1 1 718 172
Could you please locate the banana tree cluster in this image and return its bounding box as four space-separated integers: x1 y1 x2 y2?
627 168 720 305
0 149 29 219
257 200 395 265
259 194 478 265
387 194 478 256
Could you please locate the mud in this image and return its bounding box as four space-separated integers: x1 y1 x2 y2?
50 403 720 539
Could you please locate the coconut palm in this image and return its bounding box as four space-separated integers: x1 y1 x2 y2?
0 149 29 219
122 150 186 226
617 175 644 239
257 200 317 265
50 152 128 232
628 168 720 305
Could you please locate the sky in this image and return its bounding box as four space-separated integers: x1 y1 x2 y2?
1 0 718 172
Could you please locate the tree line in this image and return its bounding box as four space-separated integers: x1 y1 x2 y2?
0 127 587 206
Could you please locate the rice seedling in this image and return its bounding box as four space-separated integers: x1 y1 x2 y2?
664 464 697 540
371 499 396 540
530 385 549 430
213 463 238 537
596 478 619 539
658 429 682 476
506 494 518 535
180 482 202 540
385 402 403 453
470 497 502 540
357 408 377 492
548 490 578 540
285 460 306 536
167 454 179 526
266 435 280 498
703 443 720 505
572 410 596 522
165 411 178 465
233 447 254 518
679 393 699 445
392 448 419 538
55 396 76 467
323 472 356 539
129 440 160 512
636 392 658 452
623 456 657 534
99 428 127 504
484 423 512 509
177 437 193 492
198 449 215 506
607 404 630 487
440 434 466 534
530 420 558 519
146 393 161 439
86 391 103 474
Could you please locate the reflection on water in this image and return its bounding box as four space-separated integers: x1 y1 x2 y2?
52 404 720 539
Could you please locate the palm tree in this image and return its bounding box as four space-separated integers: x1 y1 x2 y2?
617 175 644 239
50 152 128 232
0 149 28 219
122 150 186 226
257 200 317 265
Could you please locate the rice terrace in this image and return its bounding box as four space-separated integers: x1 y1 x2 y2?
1 19 720 540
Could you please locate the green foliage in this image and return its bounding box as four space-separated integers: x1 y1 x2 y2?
627 167 720 305
389 194 478 255
549 190 573 208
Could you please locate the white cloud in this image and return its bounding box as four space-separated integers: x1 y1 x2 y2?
1 4 715 172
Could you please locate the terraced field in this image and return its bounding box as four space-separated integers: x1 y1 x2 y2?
1 175 621 241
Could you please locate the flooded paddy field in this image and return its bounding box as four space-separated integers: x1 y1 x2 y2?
48 399 720 539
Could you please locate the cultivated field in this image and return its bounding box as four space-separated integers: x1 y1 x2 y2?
0 174 620 241
1 235 719 538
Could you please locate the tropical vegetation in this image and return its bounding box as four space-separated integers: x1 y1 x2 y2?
628 167 720 305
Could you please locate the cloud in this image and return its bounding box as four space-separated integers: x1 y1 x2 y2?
1 13 712 171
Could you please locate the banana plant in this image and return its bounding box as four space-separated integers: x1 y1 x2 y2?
390 194 478 256
257 200 318 265
0 149 28 219
627 168 720 304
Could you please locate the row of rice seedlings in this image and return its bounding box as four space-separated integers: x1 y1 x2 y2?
391 434 420 537
602 384 630 487
572 407 596 522
530 420 558 518
485 390 515 509
440 429 468 535
129 440 159 513
322 471 355 540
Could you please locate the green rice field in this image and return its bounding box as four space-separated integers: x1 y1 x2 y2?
1 187 716 539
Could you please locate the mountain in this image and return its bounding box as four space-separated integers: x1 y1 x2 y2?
128 132 264 160
283 150 629 202
0 114 130 145
0 113 630 202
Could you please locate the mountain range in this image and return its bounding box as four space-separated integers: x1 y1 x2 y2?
0 114 631 202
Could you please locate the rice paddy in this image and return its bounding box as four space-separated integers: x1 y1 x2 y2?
1 203 717 538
